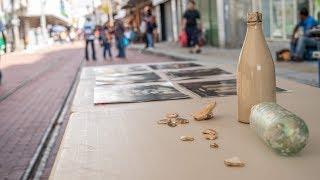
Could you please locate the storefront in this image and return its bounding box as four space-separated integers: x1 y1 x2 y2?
197 0 219 46
257 0 310 40
221 0 312 48
153 0 175 41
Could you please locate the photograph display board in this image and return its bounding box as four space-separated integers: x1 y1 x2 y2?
149 63 202 70
94 83 190 104
165 68 232 81
180 79 287 97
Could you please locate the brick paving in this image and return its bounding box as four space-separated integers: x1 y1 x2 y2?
0 42 174 180
0 43 84 180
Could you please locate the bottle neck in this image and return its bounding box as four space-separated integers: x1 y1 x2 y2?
246 22 263 32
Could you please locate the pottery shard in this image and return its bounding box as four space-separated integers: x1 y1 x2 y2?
210 143 219 148
224 157 245 167
202 129 217 135
180 136 194 141
176 118 189 124
167 120 177 127
193 102 216 121
157 119 169 125
202 129 218 140
166 113 179 119
204 134 217 140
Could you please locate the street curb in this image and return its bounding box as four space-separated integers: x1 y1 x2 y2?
129 46 196 62
20 59 84 180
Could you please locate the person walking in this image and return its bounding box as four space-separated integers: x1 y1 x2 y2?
143 7 157 49
182 0 202 54
83 17 96 61
114 19 127 58
99 22 113 60
0 20 7 85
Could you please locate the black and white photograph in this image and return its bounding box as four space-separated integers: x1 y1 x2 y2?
94 83 190 104
95 72 163 85
165 68 232 81
149 62 202 70
180 79 287 97
94 65 149 76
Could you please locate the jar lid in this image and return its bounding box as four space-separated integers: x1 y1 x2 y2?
247 12 262 23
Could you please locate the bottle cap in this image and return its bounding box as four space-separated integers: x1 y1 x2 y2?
247 12 262 23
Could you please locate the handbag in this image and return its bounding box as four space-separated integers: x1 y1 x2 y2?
179 31 187 47
120 36 129 48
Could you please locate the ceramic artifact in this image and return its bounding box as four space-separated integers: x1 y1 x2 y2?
210 143 219 148
224 157 245 167
193 102 216 121
180 136 195 141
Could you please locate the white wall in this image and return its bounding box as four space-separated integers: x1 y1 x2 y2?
26 0 71 23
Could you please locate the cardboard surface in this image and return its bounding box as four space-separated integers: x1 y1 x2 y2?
50 64 320 180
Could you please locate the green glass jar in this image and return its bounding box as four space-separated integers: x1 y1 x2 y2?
250 102 309 156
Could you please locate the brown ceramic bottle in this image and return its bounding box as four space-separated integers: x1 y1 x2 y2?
237 12 276 124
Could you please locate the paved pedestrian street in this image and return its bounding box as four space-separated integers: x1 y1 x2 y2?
0 42 172 180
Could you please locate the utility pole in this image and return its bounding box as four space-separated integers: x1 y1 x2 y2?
40 0 47 43
107 0 114 26
10 0 20 51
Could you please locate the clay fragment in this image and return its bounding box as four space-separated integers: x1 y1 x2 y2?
157 119 169 125
166 113 179 119
204 134 217 140
193 102 216 121
167 120 177 127
202 129 217 135
210 143 219 148
176 118 189 124
158 113 190 127
202 129 218 140
180 136 194 141
224 157 245 167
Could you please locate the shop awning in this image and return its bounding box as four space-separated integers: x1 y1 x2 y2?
152 0 168 6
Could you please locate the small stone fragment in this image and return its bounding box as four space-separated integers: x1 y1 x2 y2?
193 102 216 121
224 157 245 167
176 118 189 124
204 134 217 140
210 143 219 148
202 129 217 135
157 113 189 127
180 136 194 141
202 129 218 140
157 119 169 125
166 113 179 118
167 120 177 127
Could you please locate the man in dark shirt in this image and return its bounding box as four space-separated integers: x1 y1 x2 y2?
145 8 157 48
291 8 318 61
182 0 202 53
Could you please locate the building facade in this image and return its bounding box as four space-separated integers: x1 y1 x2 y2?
151 0 318 48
